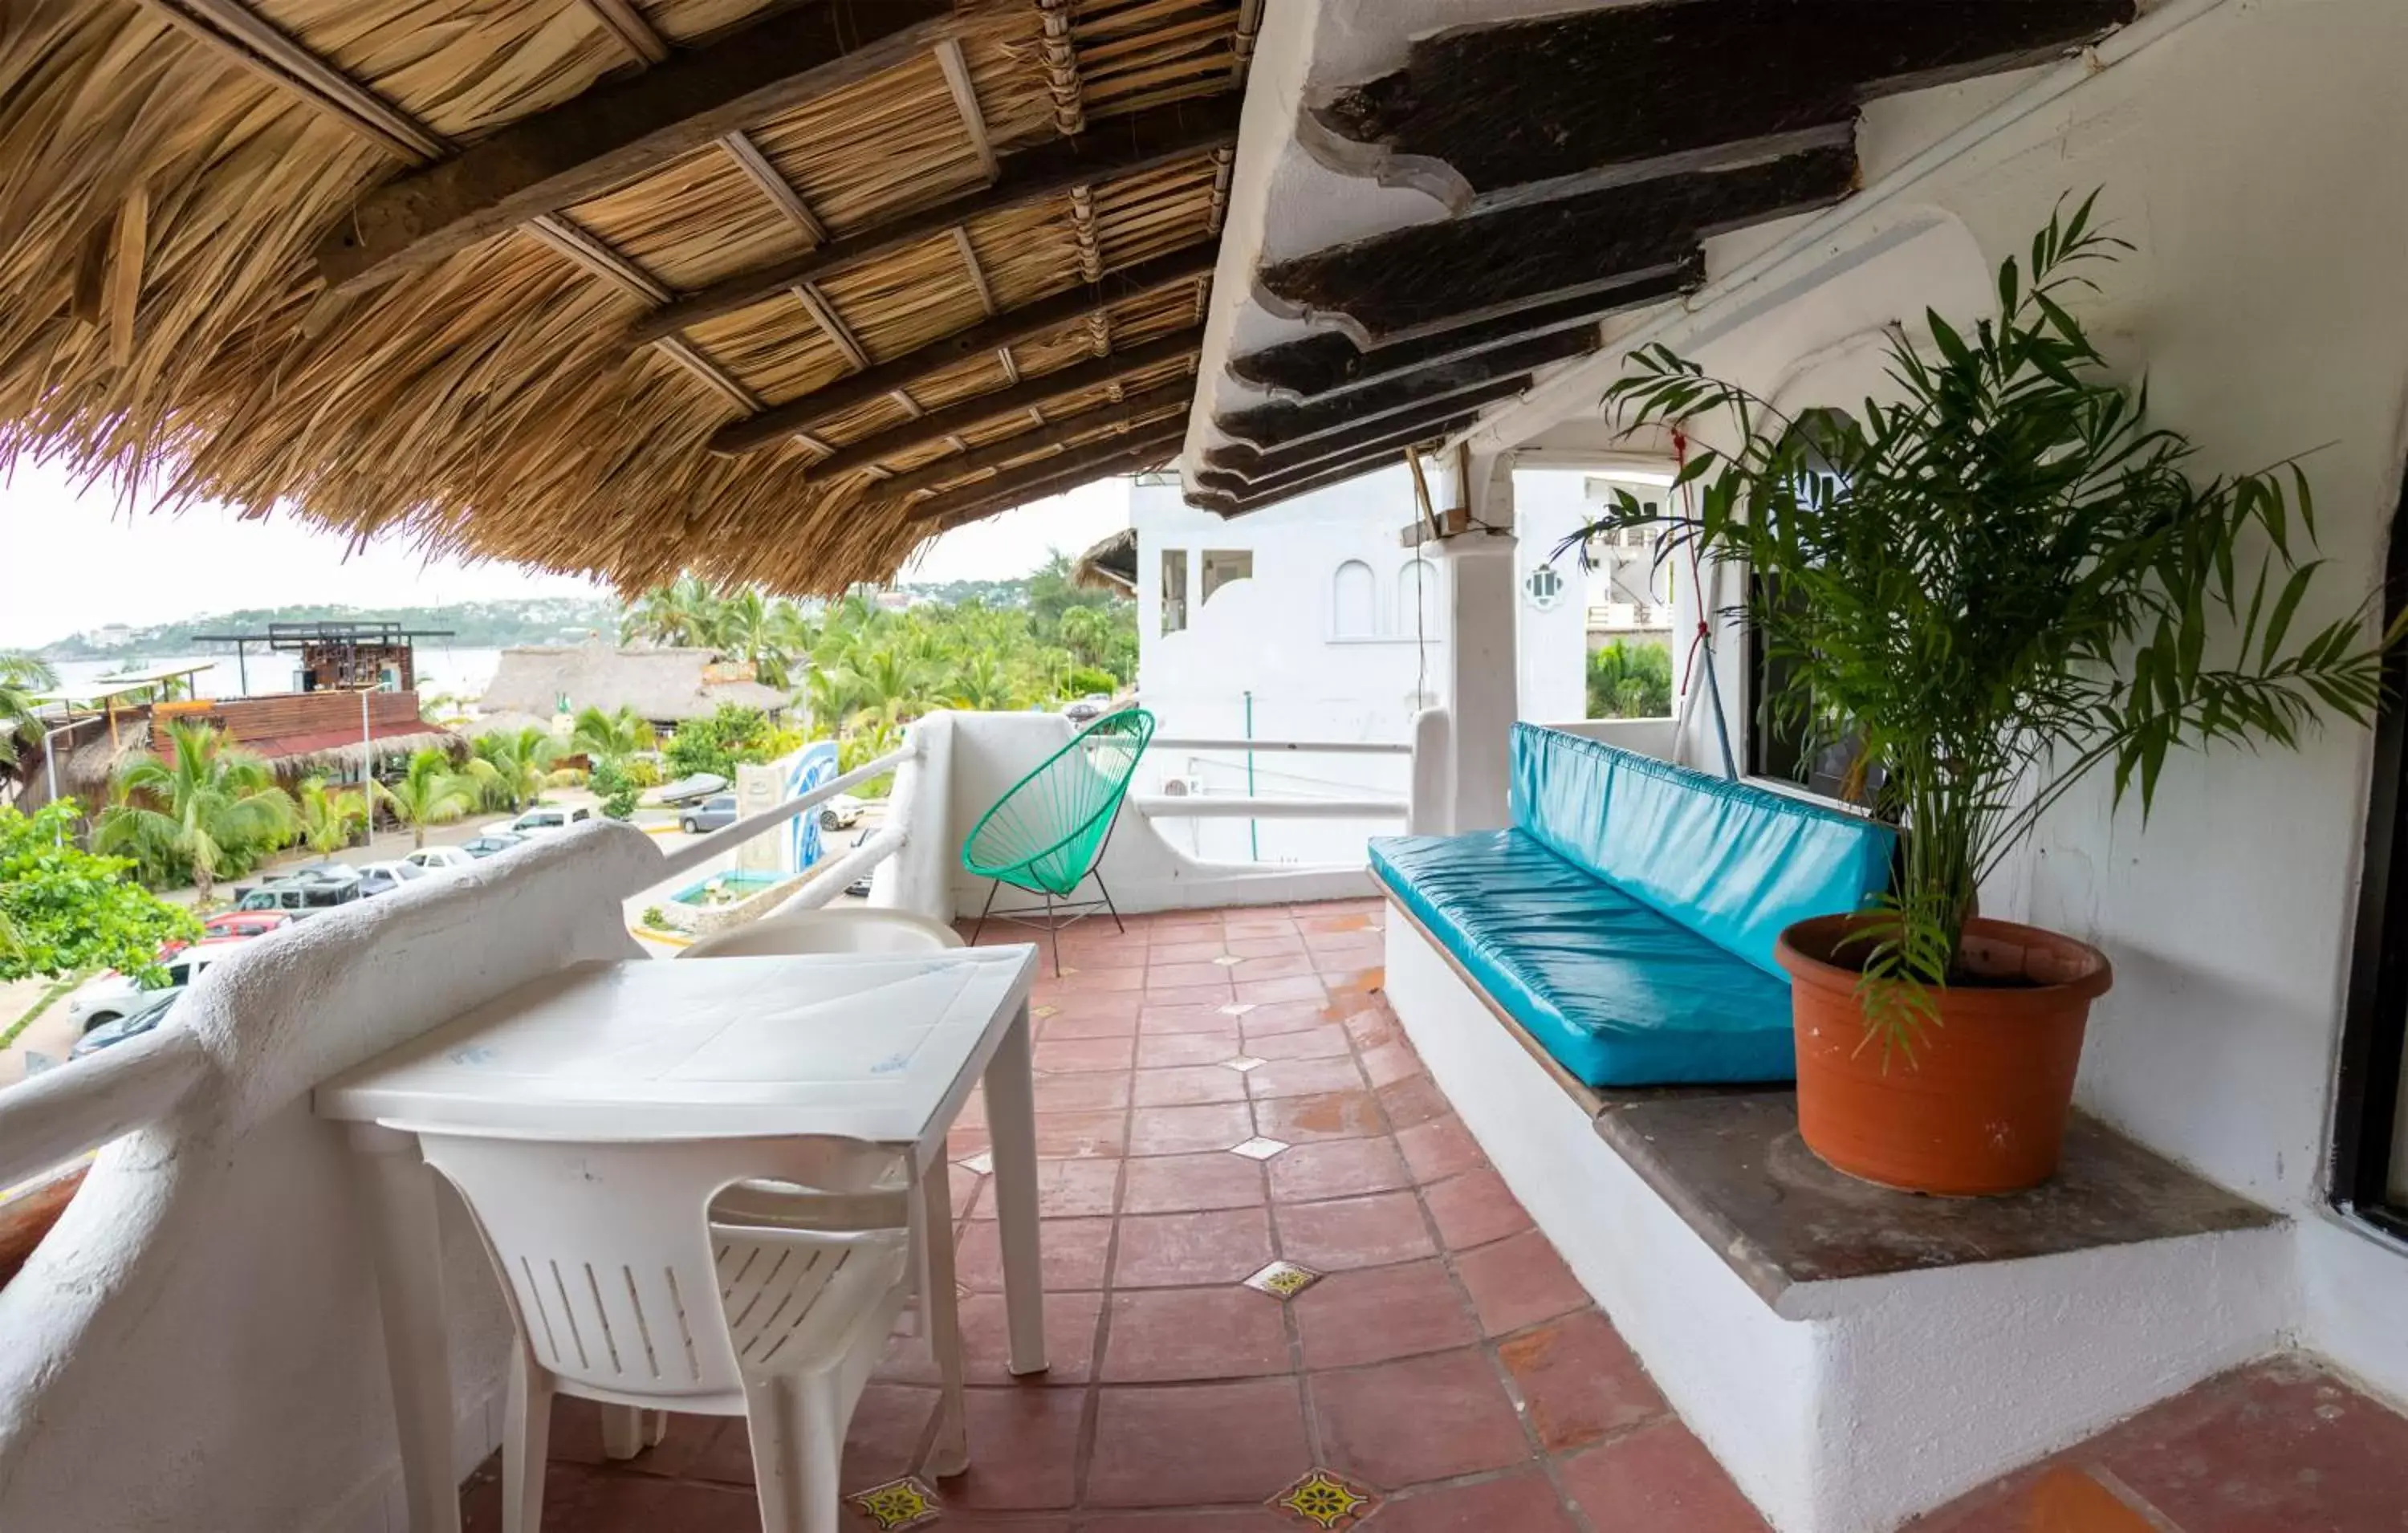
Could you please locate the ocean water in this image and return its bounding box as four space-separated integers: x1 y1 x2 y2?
47 647 504 704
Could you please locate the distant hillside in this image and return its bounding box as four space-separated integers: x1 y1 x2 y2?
34 597 623 660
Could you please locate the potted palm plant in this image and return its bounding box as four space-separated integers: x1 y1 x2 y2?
1568 197 2402 1193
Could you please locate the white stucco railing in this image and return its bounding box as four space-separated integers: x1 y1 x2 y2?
652 740 918 884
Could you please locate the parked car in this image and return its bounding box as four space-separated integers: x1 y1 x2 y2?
654 772 729 807
459 832 527 859
404 845 478 876
1063 693 1113 723
819 792 868 832
488 805 593 838
161 909 295 956
678 794 739 835
67 946 243 1033
70 988 183 1061
356 860 429 897
233 864 363 918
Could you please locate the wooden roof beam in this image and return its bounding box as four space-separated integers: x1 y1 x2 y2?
934 37 1000 183
1204 373 1539 486
576 0 669 65
910 424 1190 527
711 246 1214 453
632 95 1239 345
314 0 957 296
874 378 1194 503
1189 433 1466 518
781 331 1197 475
1210 330 1590 457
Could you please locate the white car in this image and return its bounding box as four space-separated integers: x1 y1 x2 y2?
67 946 243 1033
819 793 868 832
405 846 478 875
355 860 429 897
486 805 594 838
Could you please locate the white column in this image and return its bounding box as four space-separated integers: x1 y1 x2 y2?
1431 453 1518 832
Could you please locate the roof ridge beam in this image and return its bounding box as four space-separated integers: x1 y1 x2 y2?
911 425 1190 527
872 377 1194 503
712 242 1215 453
632 96 1240 346
1210 330 1592 457
314 0 957 296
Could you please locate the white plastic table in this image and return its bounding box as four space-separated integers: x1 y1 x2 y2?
315 945 1043 1533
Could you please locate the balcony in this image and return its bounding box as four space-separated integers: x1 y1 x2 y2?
2 711 2404 1533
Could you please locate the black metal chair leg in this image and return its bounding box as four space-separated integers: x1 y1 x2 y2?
1092 869 1125 935
1041 888 1062 975
971 880 1001 945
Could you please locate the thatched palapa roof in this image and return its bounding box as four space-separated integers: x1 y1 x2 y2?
0 0 1254 592
478 639 787 731
1071 526 1136 595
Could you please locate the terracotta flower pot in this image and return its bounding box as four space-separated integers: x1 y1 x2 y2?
1776 913 2113 1196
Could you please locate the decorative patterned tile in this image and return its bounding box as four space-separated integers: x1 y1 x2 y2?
851 1475 942 1530
1222 1055 1267 1072
1219 1002 1259 1016
1270 1467 1379 1528
956 1149 995 1175
1244 1259 1324 1300
1231 1136 1291 1161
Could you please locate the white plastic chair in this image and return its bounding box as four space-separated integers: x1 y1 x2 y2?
681 907 967 959
419 1132 920 1533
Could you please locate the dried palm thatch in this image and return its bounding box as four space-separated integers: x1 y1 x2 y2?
0 0 1253 594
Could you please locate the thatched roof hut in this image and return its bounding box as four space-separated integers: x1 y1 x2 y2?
1071 527 1137 596
0 0 1251 593
478 640 788 734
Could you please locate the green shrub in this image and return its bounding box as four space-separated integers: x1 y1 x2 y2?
1587 640 1674 719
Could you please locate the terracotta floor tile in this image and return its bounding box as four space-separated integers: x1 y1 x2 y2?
1247 1055 1369 1100
1396 1116 1483 1183
1036 1035 1137 1074
1454 1229 1588 1336
1034 1109 1130 1160
1300 913 1375 934
1147 983 1237 1010
1228 934 1308 958
1343 1008 1405 1051
877 1289 1104 1386
1034 1071 1133 1112
1101 1286 1293 1381
1372 1470 1582 1531
955 1216 1114 1292
1424 1167 1533 1251
1112 1207 1275 1287
1149 920 1226 942
1235 975 1328 1006
1054 941 1148 971
463 1462 760 1532
1312 1346 1533 1487
1499 1309 1667 1451
1142 1004 1240 1035
1274 1189 1434 1271
1361 1039 1428 1090
1292 1259 1480 1370
1085 1379 1312 1507
936 1387 1085 1510
1133 1064 1252 1107
1225 917 1300 938
1079 1511 1291 1531
1269 1137 1413 1203
1043 1009 1141 1039
1243 1001 1340 1038
1231 952 1320 981
1121 1151 1269 1214
1560 1420 1771 1532
1060 966 1146 994
682 1382 934 1490
1243 1024 1354 1061
969 1157 1120 1219
1049 989 1149 1021
1129 1102 1255 1156
1373 1074 1450 1128
1150 960 1239 990
1255 1089 1385 1144
1137 1028 1243 1065
1152 940 1234 965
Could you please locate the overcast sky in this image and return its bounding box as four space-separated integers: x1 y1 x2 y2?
0 457 1132 649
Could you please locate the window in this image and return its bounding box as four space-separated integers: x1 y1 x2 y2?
1201 549 1253 606
1332 559 1377 638
2334 491 2408 1238
1398 559 1439 638
1161 548 1189 635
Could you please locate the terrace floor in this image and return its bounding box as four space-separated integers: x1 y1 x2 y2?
458 899 2408 1532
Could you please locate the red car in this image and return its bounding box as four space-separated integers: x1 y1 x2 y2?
161 909 295 958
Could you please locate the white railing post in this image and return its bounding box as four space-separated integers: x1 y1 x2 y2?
1409 706 1452 836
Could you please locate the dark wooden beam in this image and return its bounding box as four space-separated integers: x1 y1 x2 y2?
315 1 955 295
1205 373 1535 484
1228 258 1699 401
1306 0 2132 210
710 243 1214 453
874 379 1193 503
634 96 1242 344
1190 433 1462 518
1211 331 1580 454
763 330 1198 470
907 423 1189 525
1258 143 1856 347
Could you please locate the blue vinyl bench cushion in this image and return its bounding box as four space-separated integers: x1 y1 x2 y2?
1372 830 1801 1086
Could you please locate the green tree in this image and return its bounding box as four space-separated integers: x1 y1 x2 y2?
1586 640 1674 719
571 705 657 772
662 703 775 780
295 775 368 856
373 748 476 850
1 653 59 773
620 574 725 648
94 719 297 899
0 801 201 983
469 726 563 812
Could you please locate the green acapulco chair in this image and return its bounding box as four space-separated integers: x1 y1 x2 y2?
961 707 1155 972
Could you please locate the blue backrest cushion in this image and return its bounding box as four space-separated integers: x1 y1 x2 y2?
1509 724 1894 976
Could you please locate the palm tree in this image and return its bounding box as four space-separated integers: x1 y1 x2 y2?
295 775 367 856
470 726 562 812
844 646 932 734
0 653 58 773
570 705 654 771
95 719 298 900
620 573 724 648
374 748 477 850
946 652 1021 712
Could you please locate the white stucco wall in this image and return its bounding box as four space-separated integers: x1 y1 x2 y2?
1504 0 2408 1407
